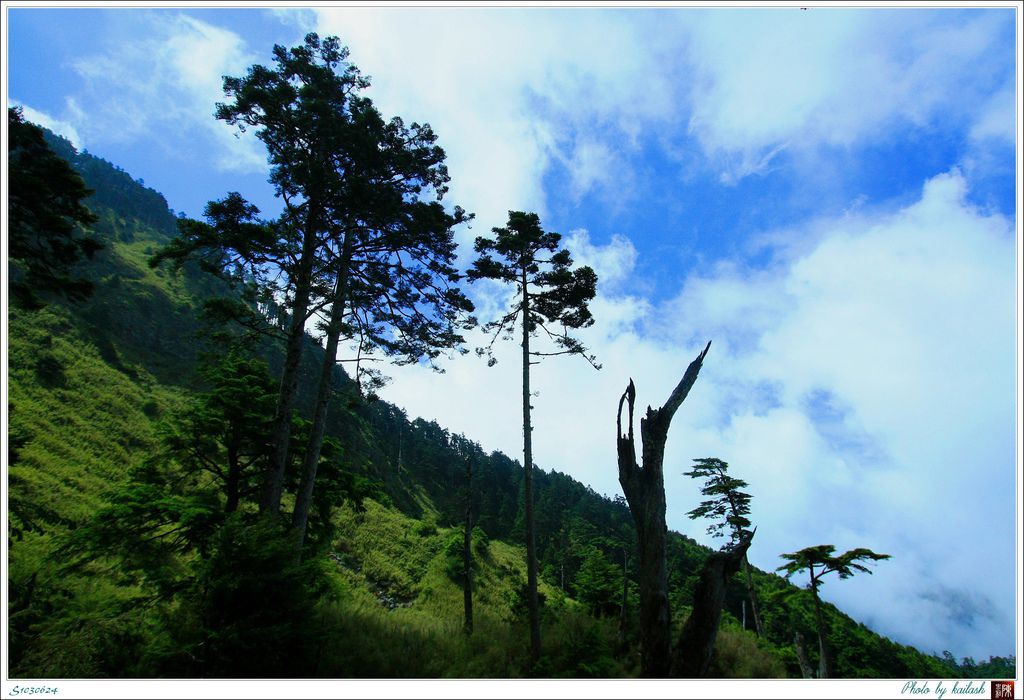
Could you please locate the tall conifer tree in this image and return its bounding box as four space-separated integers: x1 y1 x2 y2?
468 210 598 665
777 545 891 677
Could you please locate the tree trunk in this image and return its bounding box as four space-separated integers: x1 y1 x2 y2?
618 547 628 644
810 584 833 678
616 341 711 677
671 530 754 677
291 237 353 550
463 458 474 635
260 205 321 516
741 556 765 637
794 630 815 679
521 267 541 666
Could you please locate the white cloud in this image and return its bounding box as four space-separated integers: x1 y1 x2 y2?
377 169 1016 658
308 8 673 239
565 229 638 290
68 13 265 173
8 101 83 148
661 169 1016 657
682 9 1013 181
969 85 1016 145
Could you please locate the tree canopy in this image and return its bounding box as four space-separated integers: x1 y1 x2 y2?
151 34 475 531
777 545 891 591
468 210 599 368
684 457 753 546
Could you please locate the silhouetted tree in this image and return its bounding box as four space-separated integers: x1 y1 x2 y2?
777 545 891 678
8 106 101 309
615 341 711 677
290 142 473 553
468 210 599 666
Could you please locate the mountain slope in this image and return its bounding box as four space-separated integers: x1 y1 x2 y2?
5 125 978 679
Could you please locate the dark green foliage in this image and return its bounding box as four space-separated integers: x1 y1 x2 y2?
573 547 623 618
506 578 546 624
537 607 624 678
472 526 490 556
67 464 224 594
154 34 474 535
5 403 55 545
8 106 101 309
777 545 892 586
443 531 480 584
940 652 1016 679
441 528 492 582
40 128 178 238
777 544 891 678
161 348 277 512
160 516 330 677
706 623 787 678
684 456 764 639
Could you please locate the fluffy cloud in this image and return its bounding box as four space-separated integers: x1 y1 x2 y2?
68 13 265 173
307 8 674 241
682 9 1014 181
9 5 1013 661
295 6 1016 244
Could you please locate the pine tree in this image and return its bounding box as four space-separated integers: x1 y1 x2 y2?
467 210 599 666
684 457 764 636
574 546 622 618
161 349 277 513
777 545 891 678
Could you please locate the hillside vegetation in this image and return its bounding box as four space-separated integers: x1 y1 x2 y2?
6 123 1011 680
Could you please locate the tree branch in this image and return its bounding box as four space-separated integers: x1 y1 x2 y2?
660 340 712 425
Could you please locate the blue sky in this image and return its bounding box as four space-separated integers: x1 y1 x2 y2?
5 4 1020 666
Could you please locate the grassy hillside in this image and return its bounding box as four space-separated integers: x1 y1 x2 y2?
6 125 994 679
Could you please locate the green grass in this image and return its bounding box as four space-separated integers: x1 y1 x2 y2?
8 304 184 530
318 497 629 678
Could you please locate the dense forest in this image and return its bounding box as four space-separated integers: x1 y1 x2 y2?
5 35 1016 681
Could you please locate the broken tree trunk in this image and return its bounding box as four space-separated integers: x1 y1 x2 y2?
616 340 711 677
671 529 755 677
